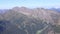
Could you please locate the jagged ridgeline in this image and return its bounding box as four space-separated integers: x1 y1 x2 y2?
0 9 49 34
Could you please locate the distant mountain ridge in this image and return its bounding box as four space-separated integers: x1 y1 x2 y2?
0 9 8 14
49 8 60 12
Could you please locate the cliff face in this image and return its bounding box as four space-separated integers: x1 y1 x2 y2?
0 7 60 34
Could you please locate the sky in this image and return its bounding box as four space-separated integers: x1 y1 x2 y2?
0 0 60 9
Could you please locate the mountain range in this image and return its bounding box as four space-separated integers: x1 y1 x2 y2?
0 7 60 34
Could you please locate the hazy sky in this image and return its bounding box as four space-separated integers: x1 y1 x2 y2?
0 0 60 9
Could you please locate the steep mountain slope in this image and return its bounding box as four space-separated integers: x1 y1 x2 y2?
0 9 48 34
